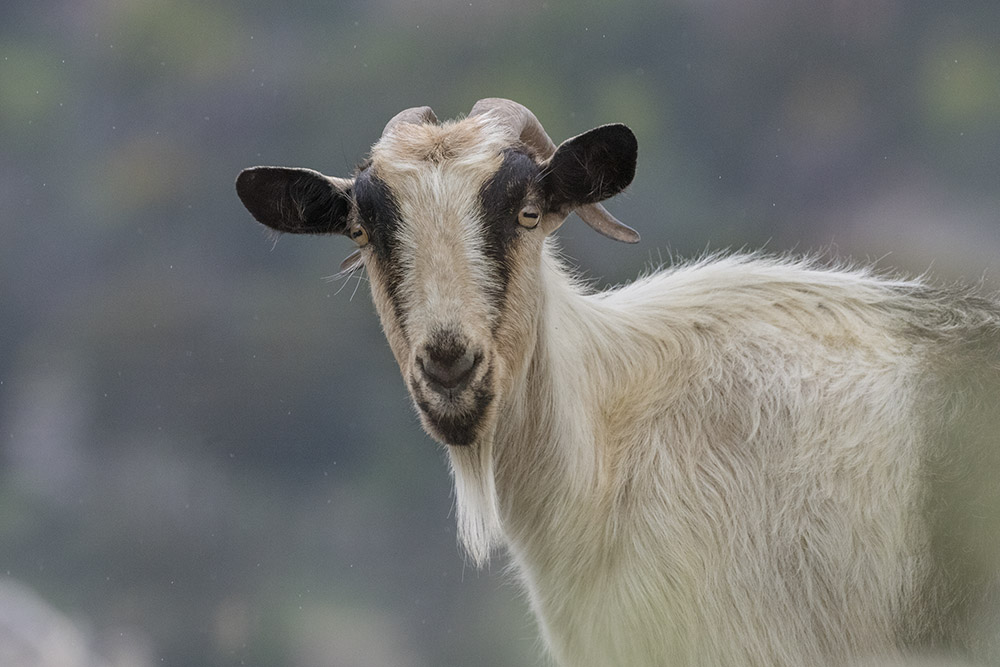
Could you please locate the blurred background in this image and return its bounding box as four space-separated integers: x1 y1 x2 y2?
1 0 998 665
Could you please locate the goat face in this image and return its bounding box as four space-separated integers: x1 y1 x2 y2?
236 100 637 449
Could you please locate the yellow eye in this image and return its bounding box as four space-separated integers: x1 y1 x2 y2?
518 205 541 229
349 222 369 247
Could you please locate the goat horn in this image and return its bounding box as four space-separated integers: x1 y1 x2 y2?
576 204 640 243
469 98 639 244
382 106 438 136
469 98 558 158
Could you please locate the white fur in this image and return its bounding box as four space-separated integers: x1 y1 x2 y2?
357 117 999 666
491 252 932 665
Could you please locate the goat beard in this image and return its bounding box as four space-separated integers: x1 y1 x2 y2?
447 426 503 566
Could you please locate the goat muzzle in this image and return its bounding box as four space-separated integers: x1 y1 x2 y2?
409 338 494 447
418 347 480 395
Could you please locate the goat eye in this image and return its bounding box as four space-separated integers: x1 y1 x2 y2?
517 205 541 229
349 222 369 247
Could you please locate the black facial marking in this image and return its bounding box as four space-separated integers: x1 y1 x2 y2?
478 149 541 310
353 169 399 256
354 169 408 332
425 328 469 366
420 365 495 447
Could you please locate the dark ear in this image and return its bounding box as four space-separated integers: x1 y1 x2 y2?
236 166 353 235
541 124 637 211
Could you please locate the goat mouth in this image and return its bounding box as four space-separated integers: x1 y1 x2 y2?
409 366 495 447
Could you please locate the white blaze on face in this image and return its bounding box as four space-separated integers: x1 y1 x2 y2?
364 117 514 448
363 119 521 562
394 172 497 349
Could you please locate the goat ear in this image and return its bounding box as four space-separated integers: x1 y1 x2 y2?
541 124 637 211
236 166 353 235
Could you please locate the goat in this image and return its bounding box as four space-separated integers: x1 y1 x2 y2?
236 99 1000 666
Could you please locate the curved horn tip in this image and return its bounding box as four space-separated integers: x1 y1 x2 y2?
382 106 438 136
576 203 641 244
468 97 518 116
608 226 641 244
618 229 642 244
468 98 558 160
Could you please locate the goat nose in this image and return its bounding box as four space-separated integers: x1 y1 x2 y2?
419 347 479 392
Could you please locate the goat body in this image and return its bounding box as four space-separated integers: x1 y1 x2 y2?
237 100 1000 666
496 252 1000 665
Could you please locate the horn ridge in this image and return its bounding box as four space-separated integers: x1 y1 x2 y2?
469 98 557 159
382 106 438 137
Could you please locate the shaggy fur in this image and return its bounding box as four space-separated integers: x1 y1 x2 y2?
489 251 1000 665
238 107 1000 666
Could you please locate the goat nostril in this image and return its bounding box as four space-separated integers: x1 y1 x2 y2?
420 349 478 391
